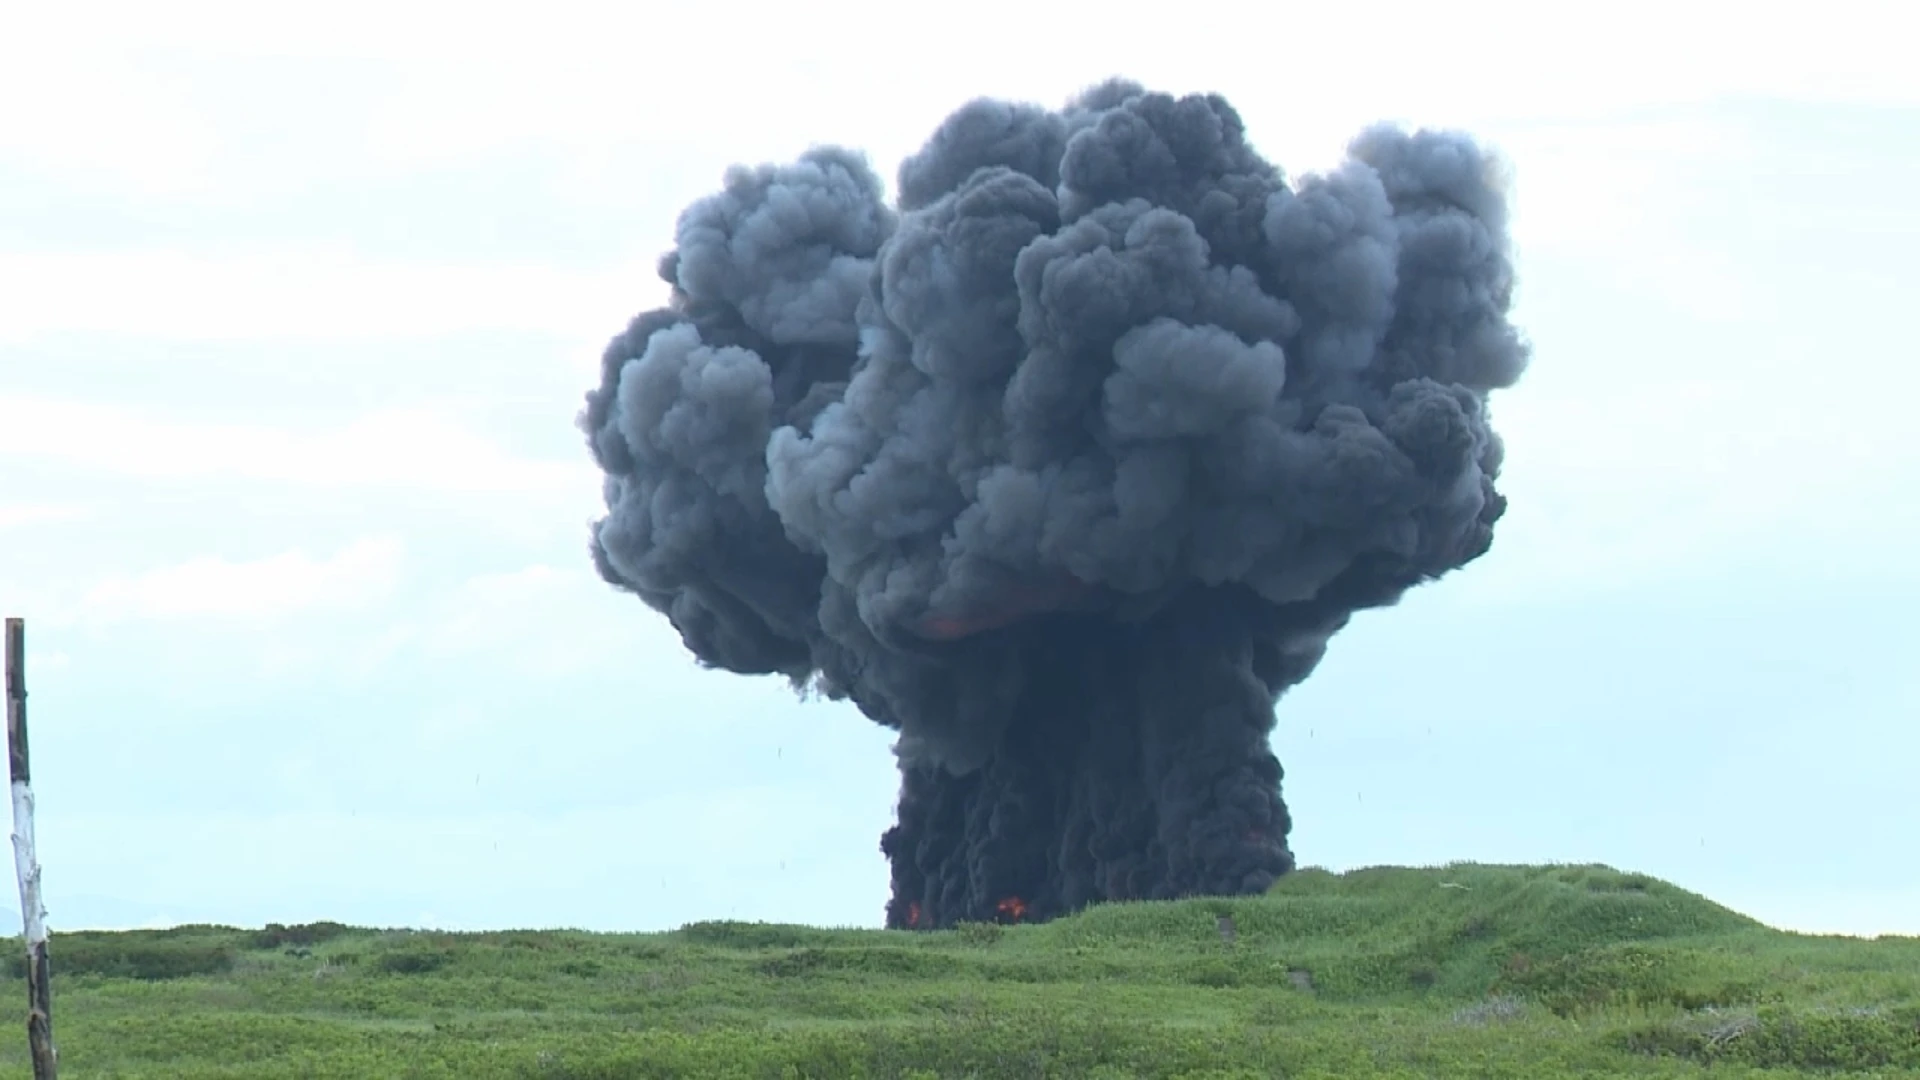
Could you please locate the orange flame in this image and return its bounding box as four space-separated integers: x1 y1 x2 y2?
995 896 1029 923
906 902 922 928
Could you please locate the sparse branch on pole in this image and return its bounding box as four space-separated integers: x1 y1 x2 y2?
6 619 56 1079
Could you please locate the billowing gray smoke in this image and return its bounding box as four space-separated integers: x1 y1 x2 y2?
582 80 1527 928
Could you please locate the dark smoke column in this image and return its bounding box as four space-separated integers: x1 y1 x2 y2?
581 81 1528 929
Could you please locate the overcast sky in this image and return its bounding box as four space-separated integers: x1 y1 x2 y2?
2 0 1914 937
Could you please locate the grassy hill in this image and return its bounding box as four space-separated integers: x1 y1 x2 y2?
2 863 1916 1078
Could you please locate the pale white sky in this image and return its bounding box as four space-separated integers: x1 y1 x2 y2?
1 0 1915 936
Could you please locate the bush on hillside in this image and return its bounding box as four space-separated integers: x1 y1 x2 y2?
1496 942 1768 1016
375 945 455 974
251 921 354 950
8 933 234 980
675 921 828 950
1616 1003 1920 1069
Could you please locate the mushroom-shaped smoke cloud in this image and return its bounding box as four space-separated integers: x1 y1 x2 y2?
582 79 1528 928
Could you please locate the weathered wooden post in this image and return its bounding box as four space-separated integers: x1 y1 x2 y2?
5 619 56 1079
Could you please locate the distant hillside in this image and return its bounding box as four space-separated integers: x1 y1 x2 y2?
2 863 1916 1078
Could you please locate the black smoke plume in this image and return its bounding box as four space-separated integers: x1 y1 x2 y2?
582 80 1527 928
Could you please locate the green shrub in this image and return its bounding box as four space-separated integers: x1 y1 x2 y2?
10 933 236 980
1731 1004 1920 1069
1616 1003 1920 1069
674 921 825 950
251 921 355 950
757 946 960 979
952 920 1005 947
1496 943 1765 1016
376 946 456 974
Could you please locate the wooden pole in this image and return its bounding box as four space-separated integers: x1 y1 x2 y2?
5 619 56 1079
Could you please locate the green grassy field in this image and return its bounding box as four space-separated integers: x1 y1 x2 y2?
1 863 1915 1078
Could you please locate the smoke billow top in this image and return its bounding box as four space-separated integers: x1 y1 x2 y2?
582 80 1528 928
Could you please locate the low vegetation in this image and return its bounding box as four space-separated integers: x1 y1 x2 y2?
1 864 1915 1078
